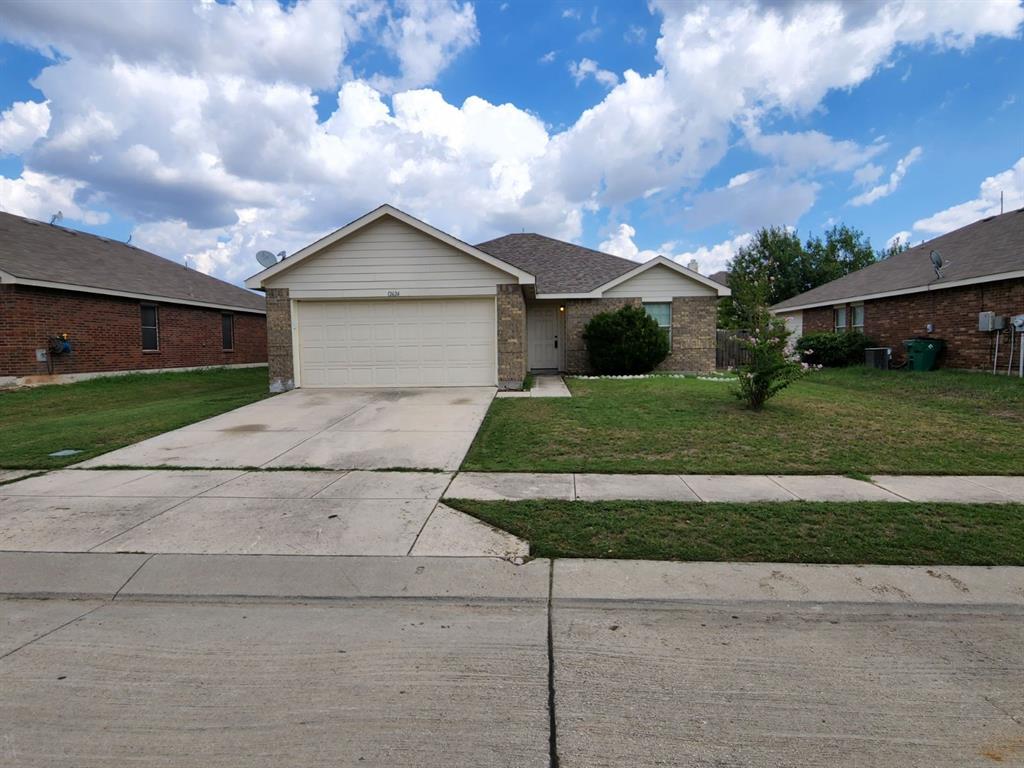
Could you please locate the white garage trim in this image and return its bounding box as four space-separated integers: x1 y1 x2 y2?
295 297 498 388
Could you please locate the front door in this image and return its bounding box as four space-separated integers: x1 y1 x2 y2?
528 305 560 370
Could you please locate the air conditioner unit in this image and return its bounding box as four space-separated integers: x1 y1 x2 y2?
865 347 891 370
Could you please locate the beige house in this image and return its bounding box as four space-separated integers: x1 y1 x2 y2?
245 204 729 392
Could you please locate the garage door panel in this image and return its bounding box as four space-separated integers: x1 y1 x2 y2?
298 299 496 388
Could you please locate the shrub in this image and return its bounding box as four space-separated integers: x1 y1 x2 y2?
795 331 875 367
582 305 670 374
734 307 808 410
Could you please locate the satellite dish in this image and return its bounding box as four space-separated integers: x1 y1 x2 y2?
276 250 286 261
930 249 944 279
255 250 279 269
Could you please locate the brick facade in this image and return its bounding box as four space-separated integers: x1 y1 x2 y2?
799 277 1024 369
496 284 526 388
265 287 295 392
0 284 266 380
658 296 717 373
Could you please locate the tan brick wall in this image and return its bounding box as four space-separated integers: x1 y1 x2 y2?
657 296 717 373
496 284 526 388
266 287 294 392
564 297 642 374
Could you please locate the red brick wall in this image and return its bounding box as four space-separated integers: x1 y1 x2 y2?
0 284 267 377
798 277 1024 369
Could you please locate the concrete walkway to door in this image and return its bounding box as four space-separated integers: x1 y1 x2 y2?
77 387 495 471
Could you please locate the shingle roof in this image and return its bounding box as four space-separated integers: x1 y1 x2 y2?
475 232 639 293
772 207 1024 311
0 211 265 313
708 270 730 287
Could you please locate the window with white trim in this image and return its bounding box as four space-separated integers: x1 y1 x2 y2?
644 302 672 342
851 304 864 332
834 306 847 332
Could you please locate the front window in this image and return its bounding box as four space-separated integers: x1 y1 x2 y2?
834 306 847 332
222 313 234 351
852 304 864 331
644 302 672 342
141 304 159 351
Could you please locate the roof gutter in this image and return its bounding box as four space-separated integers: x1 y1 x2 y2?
0 273 266 315
770 268 1024 314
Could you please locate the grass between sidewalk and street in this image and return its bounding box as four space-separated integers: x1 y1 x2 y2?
0 367 269 470
462 367 1024 475
446 499 1024 565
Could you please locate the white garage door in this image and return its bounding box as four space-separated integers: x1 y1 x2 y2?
297 298 496 387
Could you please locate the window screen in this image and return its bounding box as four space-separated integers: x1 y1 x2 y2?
834 306 847 331
852 305 864 330
222 313 234 351
644 302 672 341
141 305 159 351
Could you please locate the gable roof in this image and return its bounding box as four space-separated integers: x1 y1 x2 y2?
772 207 1024 312
0 211 265 313
245 204 534 289
474 232 637 294
596 255 730 297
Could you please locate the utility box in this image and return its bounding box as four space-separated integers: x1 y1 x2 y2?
865 347 891 370
903 338 945 372
978 311 1006 332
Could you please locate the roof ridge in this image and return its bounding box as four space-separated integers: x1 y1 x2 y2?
477 231 641 270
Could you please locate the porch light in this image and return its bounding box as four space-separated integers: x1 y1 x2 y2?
559 305 565 312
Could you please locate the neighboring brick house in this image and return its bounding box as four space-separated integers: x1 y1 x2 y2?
0 211 267 386
245 204 728 392
771 207 1024 370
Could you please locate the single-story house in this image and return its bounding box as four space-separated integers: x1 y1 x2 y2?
0 211 267 386
771 207 1024 370
244 204 729 391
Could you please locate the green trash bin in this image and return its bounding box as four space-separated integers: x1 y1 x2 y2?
902 338 945 371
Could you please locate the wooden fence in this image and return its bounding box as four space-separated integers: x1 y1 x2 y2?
716 330 751 369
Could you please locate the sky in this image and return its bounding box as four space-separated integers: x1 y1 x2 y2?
0 0 1022 286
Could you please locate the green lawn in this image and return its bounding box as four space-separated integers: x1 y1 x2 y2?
462 368 1024 475
0 367 270 469
447 499 1024 565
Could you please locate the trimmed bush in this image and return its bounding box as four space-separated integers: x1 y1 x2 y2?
735 307 806 410
796 331 875 367
583 305 670 375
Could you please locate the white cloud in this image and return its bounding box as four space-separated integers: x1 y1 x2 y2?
624 25 646 44
849 145 922 206
886 230 912 249
912 156 1024 234
599 222 752 274
577 27 601 43
372 1 479 92
561 8 581 20
539 50 556 64
853 162 884 187
0 100 51 155
0 169 108 225
0 0 1021 283
568 58 619 88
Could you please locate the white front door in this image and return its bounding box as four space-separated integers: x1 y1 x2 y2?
296 298 496 387
528 305 560 370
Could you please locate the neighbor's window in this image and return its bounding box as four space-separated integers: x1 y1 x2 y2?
852 304 864 331
141 304 159 351
644 302 672 342
222 313 234 351
834 306 848 332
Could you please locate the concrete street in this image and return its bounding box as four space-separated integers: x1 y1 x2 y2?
2 553 1023 767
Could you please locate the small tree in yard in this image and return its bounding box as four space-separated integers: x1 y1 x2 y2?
735 305 808 410
583 305 670 375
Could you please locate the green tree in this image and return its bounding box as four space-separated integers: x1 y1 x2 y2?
719 223 878 329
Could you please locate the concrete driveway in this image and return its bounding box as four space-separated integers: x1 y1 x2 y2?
79 387 495 471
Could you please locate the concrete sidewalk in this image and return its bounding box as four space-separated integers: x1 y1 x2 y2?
3 553 1024 767
446 472 1024 502
0 469 528 560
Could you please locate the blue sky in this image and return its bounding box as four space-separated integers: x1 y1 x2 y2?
0 0 1021 284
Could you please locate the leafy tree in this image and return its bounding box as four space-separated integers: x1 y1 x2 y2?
719 224 878 329
734 305 807 410
878 237 911 260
